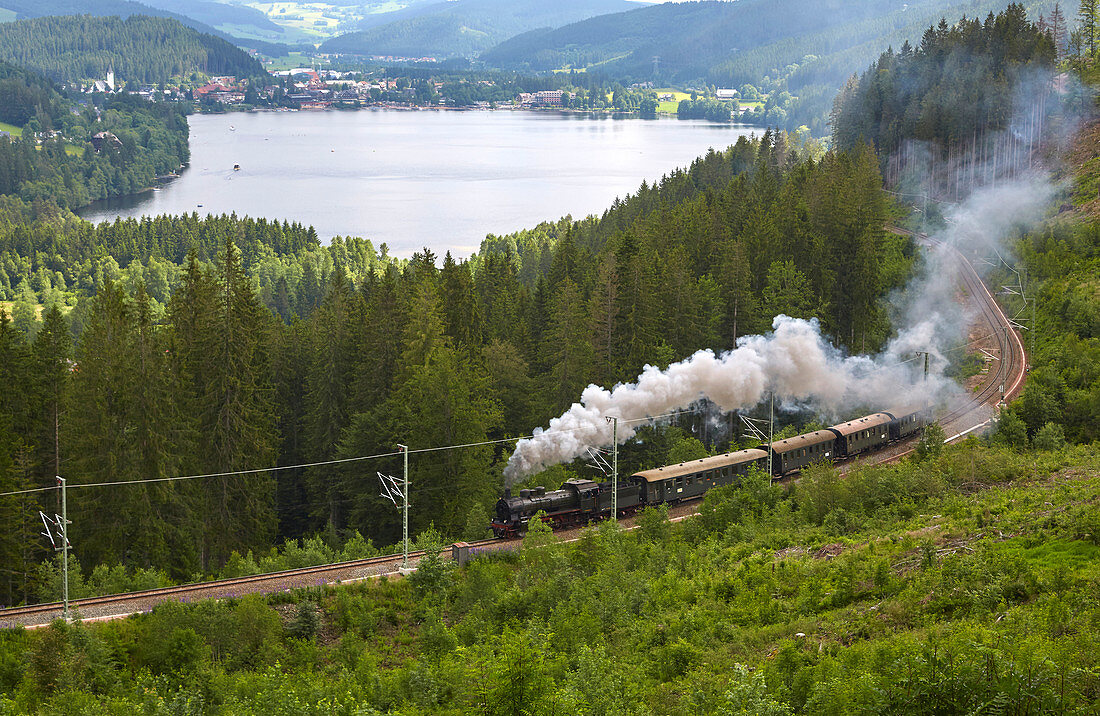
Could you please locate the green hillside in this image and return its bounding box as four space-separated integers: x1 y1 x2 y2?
0 14 267 84
320 0 634 58
481 0 1058 134
483 0 1055 83
0 0 300 57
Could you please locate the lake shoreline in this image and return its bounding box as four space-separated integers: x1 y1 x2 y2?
77 110 757 258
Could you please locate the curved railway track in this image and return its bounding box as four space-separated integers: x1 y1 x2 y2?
0 229 1028 630
909 234 1027 433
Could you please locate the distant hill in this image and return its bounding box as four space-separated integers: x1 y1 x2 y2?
482 0 1058 88
320 0 635 58
0 0 297 56
137 0 282 37
0 14 268 84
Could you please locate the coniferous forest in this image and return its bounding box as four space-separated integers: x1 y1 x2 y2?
0 15 265 85
1 3 1100 714
0 131 907 599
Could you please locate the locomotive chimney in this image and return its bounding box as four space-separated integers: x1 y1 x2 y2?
504 488 511 498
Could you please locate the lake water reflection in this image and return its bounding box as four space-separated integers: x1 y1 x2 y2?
78 109 756 258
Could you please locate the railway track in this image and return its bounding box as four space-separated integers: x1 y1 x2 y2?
854 231 1027 467
0 538 507 629
0 229 1028 630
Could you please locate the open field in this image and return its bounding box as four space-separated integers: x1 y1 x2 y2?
0 121 22 138
655 89 690 113
265 51 329 70
247 2 362 39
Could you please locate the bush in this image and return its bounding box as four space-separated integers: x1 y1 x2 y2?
1033 422 1066 451
993 410 1028 449
408 526 454 601
287 601 321 640
916 422 946 461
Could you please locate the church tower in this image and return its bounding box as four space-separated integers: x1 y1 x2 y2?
106 66 115 91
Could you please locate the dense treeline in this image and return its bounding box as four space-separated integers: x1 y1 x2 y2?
0 93 190 208
831 4 1056 185
676 97 733 121
0 134 914 602
0 15 266 84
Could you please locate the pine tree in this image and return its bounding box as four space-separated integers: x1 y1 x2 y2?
67 278 142 567
439 252 482 347
1051 3 1069 60
1080 0 1097 58
352 264 404 413
761 260 817 321
718 238 759 347
0 415 35 606
588 256 619 387
0 309 33 450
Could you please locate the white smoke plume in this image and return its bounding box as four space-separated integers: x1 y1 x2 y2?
504 175 1056 482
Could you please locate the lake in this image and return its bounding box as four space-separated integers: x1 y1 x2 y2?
78 109 757 258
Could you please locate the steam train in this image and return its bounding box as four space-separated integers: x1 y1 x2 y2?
491 407 929 537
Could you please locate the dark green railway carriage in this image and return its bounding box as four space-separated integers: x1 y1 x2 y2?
885 406 929 440
828 413 893 457
631 448 769 504
769 430 836 475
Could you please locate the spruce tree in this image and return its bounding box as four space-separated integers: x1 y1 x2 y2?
168 241 278 569
542 278 593 414
303 267 355 530
31 305 70 488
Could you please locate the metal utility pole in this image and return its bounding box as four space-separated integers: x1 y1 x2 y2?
916 351 930 380
39 477 72 620
61 477 69 620
398 444 408 569
768 393 774 475
378 446 410 570
606 417 619 518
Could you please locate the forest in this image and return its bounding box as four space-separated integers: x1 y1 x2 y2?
1 441 1098 712
478 0 1062 135
318 0 633 59
0 131 911 603
0 3 1099 712
830 3 1057 189
0 14 266 84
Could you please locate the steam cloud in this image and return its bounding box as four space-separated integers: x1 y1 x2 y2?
504 176 1056 482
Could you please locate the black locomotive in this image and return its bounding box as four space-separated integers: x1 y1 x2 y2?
491 406 929 537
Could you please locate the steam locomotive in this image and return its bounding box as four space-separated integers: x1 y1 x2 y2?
491 407 929 537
